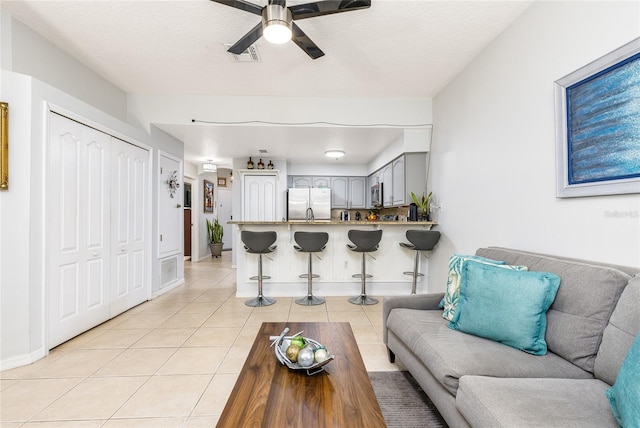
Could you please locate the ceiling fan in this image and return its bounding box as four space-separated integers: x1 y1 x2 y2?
212 0 371 59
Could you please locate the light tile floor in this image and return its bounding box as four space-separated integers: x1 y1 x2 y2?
1 252 402 427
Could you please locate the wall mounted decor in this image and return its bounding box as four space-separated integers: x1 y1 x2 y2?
0 102 8 190
204 179 214 213
218 177 227 187
166 170 180 198
555 38 640 197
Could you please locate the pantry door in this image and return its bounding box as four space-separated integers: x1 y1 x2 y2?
48 113 111 348
110 139 150 317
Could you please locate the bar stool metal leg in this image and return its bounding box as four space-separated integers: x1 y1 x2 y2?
402 251 424 294
349 253 379 305
245 254 276 307
295 253 325 306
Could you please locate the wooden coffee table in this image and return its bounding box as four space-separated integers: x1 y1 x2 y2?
216 322 386 427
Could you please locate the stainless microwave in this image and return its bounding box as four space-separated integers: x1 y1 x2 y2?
371 183 382 207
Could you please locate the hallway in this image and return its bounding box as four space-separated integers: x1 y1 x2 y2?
1 252 399 426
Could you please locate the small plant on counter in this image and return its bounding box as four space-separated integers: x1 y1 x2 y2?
411 191 433 220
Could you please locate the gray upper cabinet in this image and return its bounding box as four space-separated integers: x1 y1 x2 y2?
330 177 348 208
349 177 367 209
392 153 427 206
371 152 427 207
392 156 405 206
382 163 393 207
288 174 378 209
312 176 331 188
291 176 312 188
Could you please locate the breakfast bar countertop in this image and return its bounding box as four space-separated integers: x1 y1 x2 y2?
229 220 438 226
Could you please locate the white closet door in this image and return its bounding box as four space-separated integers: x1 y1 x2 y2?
110 139 150 317
243 175 277 221
48 113 111 348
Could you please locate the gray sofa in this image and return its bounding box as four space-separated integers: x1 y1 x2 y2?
383 247 640 427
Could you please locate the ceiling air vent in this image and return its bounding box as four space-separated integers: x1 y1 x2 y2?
226 45 261 63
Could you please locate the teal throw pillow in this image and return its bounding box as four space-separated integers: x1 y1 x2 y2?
449 260 561 355
442 253 527 321
606 334 640 427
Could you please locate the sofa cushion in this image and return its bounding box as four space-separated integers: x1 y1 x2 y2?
476 247 631 373
449 260 560 355
606 332 640 426
386 308 592 395
457 376 618 428
595 274 640 385
441 253 507 321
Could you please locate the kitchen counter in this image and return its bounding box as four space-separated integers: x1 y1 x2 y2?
231 221 438 298
229 220 438 226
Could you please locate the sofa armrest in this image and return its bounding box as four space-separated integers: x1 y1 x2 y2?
382 292 445 345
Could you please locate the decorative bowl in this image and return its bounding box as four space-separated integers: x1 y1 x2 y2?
270 328 335 376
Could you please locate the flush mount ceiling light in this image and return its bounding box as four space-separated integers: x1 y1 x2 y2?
325 150 345 159
202 163 217 172
262 4 292 44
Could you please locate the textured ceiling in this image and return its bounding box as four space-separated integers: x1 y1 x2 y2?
2 0 533 166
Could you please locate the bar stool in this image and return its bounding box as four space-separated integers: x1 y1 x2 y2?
241 230 277 307
399 230 441 294
293 231 329 306
347 229 383 305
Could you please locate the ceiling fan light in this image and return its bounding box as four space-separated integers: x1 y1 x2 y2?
325 150 345 158
263 5 292 44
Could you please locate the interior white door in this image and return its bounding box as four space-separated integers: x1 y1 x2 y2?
217 188 233 250
110 139 150 317
48 113 111 348
158 154 182 257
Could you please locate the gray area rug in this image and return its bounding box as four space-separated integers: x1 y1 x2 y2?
369 371 448 428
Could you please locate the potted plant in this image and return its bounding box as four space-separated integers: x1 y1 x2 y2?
207 218 224 257
410 191 433 221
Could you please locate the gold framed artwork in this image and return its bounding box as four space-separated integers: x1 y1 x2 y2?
0 102 8 190
203 179 214 213
218 177 227 187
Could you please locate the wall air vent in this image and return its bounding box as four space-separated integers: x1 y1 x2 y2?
226 45 261 63
259 149 268 153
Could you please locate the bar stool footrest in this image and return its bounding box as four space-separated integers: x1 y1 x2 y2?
403 271 425 277
299 274 320 279
249 275 271 281
352 274 373 279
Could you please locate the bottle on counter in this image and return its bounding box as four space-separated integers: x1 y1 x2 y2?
247 157 254 169
257 159 265 169
267 160 274 169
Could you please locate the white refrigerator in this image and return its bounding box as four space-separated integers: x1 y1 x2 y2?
287 188 331 221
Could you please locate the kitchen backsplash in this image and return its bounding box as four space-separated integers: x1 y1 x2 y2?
330 206 412 221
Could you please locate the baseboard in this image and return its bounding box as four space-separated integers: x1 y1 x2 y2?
152 278 185 298
0 347 46 372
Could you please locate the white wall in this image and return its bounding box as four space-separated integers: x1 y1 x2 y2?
428 1 640 291
6 13 128 122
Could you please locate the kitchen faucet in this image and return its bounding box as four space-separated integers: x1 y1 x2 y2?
306 207 314 222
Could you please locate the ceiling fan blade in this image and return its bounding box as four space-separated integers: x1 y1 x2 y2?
211 0 263 16
291 23 325 60
269 0 287 6
289 0 371 20
227 22 263 54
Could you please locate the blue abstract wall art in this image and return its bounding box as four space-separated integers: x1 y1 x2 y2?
567 53 640 185
555 38 640 197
